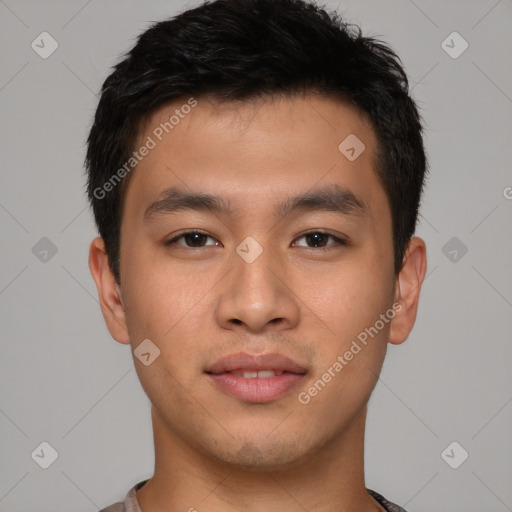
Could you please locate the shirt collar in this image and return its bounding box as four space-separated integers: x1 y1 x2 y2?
122 479 149 512
120 480 406 512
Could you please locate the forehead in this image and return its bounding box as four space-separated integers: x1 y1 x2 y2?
122 93 387 225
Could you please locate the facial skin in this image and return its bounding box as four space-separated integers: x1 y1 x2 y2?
89 93 427 512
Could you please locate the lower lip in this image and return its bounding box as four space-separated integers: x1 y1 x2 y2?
206 372 305 403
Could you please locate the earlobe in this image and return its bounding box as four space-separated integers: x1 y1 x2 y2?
388 236 427 345
88 237 130 344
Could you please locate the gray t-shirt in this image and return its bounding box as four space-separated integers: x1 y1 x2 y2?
98 479 408 512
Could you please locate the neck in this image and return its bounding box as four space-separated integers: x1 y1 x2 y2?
136 403 383 512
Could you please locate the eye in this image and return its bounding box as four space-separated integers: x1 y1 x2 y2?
292 231 348 249
164 230 221 248
164 230 348 250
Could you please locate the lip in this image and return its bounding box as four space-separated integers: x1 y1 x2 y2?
205 352 308 403
205 352 308 375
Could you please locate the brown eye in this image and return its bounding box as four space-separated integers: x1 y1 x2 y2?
165 231 219 248
293 231 347 249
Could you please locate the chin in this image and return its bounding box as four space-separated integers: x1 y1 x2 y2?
207 436 313 471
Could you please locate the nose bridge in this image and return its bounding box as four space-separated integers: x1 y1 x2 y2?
235 235 278 299
215 235 299 332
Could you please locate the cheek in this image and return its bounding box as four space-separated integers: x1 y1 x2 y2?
121 254 215 376
298 269 390 417
295 259 392 398
121 241 192 332
295 260 391 332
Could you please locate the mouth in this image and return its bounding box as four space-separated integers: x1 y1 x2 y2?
205 352 308 403
220 369 293 378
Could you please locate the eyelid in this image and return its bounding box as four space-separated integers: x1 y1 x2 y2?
292 230 348 248
165 229 348 248
165 229 220 246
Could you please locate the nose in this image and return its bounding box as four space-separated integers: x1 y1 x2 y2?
214 241 300 334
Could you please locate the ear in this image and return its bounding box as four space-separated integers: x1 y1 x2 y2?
88 236 130 344
388 236 427 345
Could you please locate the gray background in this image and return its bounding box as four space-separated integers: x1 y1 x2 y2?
1 0 511 511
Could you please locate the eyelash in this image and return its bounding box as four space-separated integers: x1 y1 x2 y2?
164 230 348 250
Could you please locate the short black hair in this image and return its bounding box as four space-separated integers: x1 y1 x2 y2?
85 0 428 284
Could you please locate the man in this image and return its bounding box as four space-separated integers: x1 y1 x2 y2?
86 0 428 510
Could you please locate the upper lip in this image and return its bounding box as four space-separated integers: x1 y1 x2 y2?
205 352 308 375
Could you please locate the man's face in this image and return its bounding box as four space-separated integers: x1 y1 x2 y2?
116 94 397 468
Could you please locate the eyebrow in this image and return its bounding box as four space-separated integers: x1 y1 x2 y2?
143 184 367 222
